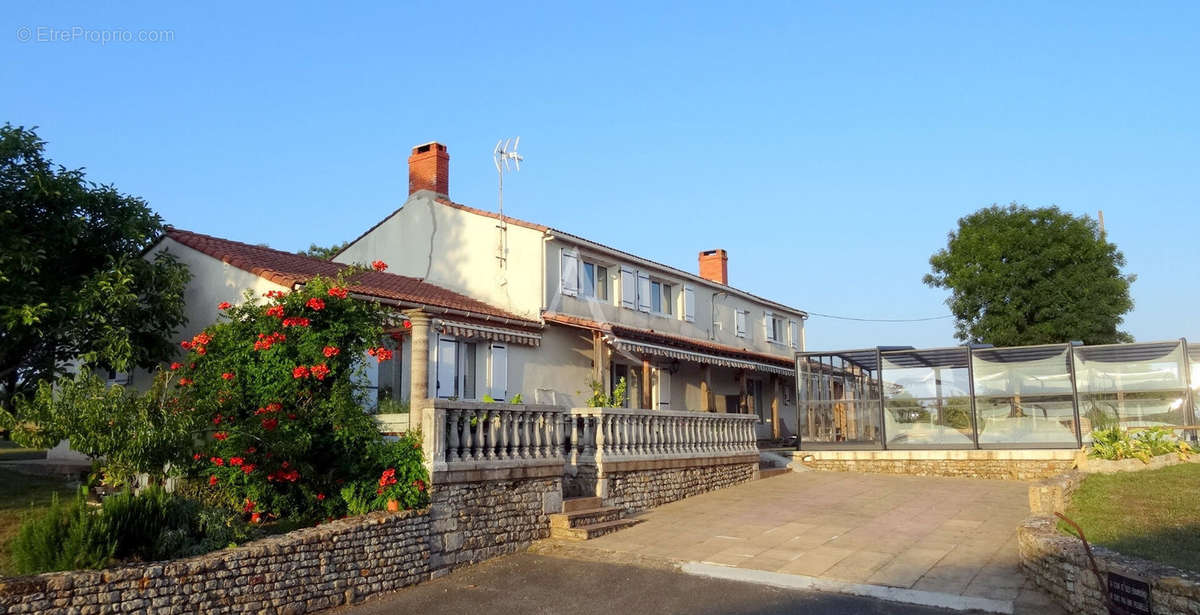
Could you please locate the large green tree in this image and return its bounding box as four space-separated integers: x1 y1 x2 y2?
0 124 190 411
924 204 1134 346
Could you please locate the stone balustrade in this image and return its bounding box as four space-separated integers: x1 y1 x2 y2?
565 407 759 464
422 401 568 483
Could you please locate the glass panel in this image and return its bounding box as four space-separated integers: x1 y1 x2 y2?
580 262 595 298
596 266 608 300
798 352 883 446
882 348 974 447
972 345 1078 445
1074 341 1190 439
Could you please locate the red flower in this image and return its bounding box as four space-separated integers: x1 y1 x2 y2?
193 333 212 346
306 298 325 311
214 432 228 441
218 301 232 310
250 512 261 523
322 346 340 357
180 341 193 350
193 453 202 461
229 457 244 467
243 499 255 512
316 493 325 501
371 260 388 272
241 463 256 474
310 363 330 381
403 320 412 329
374 347 393 363
212 415 222 425
221 372 235 381
196 346 207 356
292 365 310 379
262 418 279 431
211 456 224 466
247 446 257 453
267 402 282 412
170 362 183 371
209 475 218 486
327 286 348 299
266 305 285 318
413 479 426 492
177 378 193 386
264 290 287 299
287 413 298 420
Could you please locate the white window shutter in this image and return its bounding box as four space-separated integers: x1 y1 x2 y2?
636 271 651 312
655 368 671 409
620 267 636 309
683 287 695 323
764 312 775 341
489 344 508 401
789 320 800 349
735 310 747 338
560 248 579 297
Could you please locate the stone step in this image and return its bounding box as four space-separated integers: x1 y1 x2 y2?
758 467 790 479
561 496 602 513
548 506 626 529
549 518 642 540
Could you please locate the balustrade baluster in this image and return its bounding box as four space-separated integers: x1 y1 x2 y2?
533 413 545 458
461 409 475 459
447 409 461 462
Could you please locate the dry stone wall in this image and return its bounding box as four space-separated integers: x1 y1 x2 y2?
0 509 431 615
598 461 757 513
429 477 561 570
801 457 1071 480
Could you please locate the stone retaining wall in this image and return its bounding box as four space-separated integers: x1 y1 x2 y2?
795 450 1075 480
1018 515 1200 615
0 473 560 615
0 509 431 615
578 455 758 513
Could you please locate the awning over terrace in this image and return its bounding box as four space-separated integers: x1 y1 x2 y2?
608 335 795 377
433 319 542 347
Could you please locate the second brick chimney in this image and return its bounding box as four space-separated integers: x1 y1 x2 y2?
698 249 728 285
408 142 449 197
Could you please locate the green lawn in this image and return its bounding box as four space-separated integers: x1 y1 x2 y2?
0 440 47 461
0 467 77 576
1061 462 1200 573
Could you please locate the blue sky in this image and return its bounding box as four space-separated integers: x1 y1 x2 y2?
4 2 1197 350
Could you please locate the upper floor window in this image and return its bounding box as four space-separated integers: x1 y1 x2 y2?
579 261 609 301
789 320 801 349
764 312 785 344
735 310 748 338
650 280 673 315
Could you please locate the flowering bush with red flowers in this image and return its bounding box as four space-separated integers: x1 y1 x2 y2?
176 269 428 522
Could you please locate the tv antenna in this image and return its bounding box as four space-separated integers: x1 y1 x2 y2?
493 138 523 280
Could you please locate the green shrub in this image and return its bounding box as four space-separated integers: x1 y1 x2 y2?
10 489 115 575
1088 426 1192 463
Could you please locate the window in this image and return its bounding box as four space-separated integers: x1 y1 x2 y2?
105 369 132 386
789 320 801 349
435 338 477 399
377 337 403 403
489 344 508 401
735 310 748 338
764 312 784 343
650 280 673 315
579 261 609 301
683 286 695 323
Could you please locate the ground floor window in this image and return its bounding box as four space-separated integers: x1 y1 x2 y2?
435 337 477 400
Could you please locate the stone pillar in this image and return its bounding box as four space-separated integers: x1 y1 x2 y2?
642 359 652 410
407 310 431 406
701 365 712 412
771 374 782 440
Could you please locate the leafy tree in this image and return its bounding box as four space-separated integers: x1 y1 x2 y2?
297 241 349 260
924 204 1134 346
0 124 190 411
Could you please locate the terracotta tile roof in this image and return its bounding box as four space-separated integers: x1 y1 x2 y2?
542 312 795 368
165 229 540 328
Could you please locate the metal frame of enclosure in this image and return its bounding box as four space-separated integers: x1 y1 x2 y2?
796 339 1199 450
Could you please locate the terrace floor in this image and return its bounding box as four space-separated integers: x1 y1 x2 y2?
556 470 1061 613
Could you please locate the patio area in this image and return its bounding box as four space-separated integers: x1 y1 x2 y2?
558 470 1058 611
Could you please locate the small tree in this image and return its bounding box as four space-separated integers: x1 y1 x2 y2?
924 204 1135 346
297 241 349 260
0 124 190 413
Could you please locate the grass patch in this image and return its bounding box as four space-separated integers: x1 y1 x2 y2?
0 467 78 576
1061 462 1200 573
0 440 47 461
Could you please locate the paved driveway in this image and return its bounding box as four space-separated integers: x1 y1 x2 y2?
565 470 1053 610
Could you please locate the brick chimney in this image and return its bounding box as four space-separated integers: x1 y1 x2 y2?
698 249 728 285
408 142 449 197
